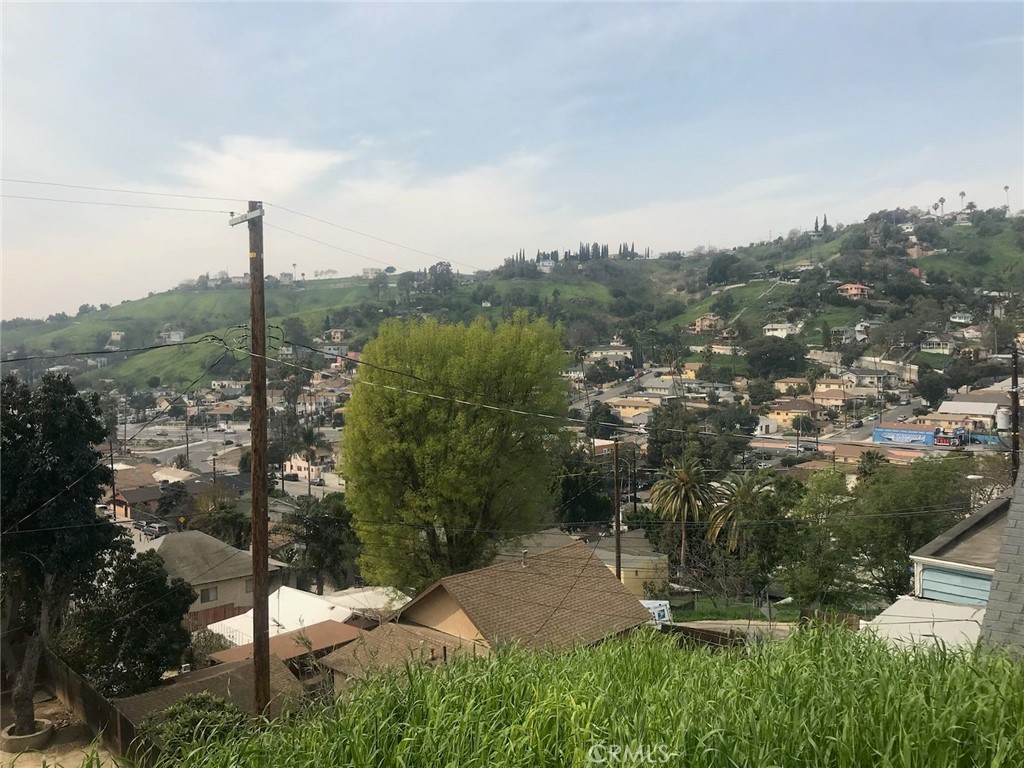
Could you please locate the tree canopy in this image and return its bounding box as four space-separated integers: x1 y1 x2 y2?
343 313 568 589
1 374 118 733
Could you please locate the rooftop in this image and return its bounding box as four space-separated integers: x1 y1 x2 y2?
209 619 363 664
913 497 1010 570
137 530 284 587
936 401 1000 417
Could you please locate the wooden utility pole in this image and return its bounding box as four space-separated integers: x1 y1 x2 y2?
1012 344 1020 484
231 201 269 714
613 438 621 580
212 455 218 485
109 438 116 517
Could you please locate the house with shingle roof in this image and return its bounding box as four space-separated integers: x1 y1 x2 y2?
981 472 1024 655
321 541 650 686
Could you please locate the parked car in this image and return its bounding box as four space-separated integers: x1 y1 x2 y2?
851 419 864 428
132 519 148 530
897 415 908 423
223 439 234 445
144 522 169 538
799 444 816 453
756 461 773 469
155 430 168 436
786 444 799 451
283 472 299 482
313 477 325 487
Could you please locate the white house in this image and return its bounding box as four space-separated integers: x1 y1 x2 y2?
762 322 802 339
920 334 957 355
950 312 975 325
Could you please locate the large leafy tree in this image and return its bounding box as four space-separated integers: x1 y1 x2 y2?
273 494 358 595
585 401 622 439
190 488 251 549
343 313 567 589
554 444 613 529
1 374 118 734
298 426 330 498
850 457 970 601
650 456 716 573
52 544 195 697
743 336 807 379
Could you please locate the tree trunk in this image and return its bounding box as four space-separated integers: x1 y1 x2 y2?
11 631 43 735
315 574 324 596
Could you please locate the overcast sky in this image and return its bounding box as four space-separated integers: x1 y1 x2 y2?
2 2 1021 319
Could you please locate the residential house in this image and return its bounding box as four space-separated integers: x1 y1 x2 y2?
814 377 845 393
980 472 1024 653
211 379 249 391
955 213 972 227
283 447 335 483
538 259 555 274
605 396 662 422
693 313 725 333
815 389 852 410
321 541 651 688
869 495 1011 649
855 320 883 342
830 326 856 345
950 312 975 325
115 657 302 734
208 620 364 679
962 325 985 342
756 415 779 434
767 398 820 429
678 362 703 380
773 377 810 395
158 327 185 344
137 530 290 628
836 283 872 300
841 368 899 390
112 485 164 521
362 267 382 278
762 322 802 339
908 267 927 282
208 585 409 646
320 343 348 359
326 328 347 343
920 333 957 355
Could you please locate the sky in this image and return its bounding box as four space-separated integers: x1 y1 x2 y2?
2 1 1022 319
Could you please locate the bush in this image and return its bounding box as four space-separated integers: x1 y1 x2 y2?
142 692 250 759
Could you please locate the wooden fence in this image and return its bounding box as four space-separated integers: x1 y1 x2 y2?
661 624 745 648
42 648 158 763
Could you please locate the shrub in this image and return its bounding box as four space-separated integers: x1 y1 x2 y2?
142 692 250 760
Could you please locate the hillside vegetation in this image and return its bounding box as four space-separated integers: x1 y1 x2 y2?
152 627 1024 768
3 205 1022 388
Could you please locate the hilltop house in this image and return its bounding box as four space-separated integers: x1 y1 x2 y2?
320 542 651 688
815 389 852 410
869 495 1011 649
950 312 975 325
837 283 872 300
830 327 856 345
693 313 725 333
841 368 899 390
773 377 810 395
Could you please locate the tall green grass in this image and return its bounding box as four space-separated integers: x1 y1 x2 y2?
156 626 1023 767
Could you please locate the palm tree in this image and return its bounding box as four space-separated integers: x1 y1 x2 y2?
959 191 966 210
298 426 330 497
650 456 716 573
965 201 977 213
932 202 940 215
939 197 946 215
856 449 889 480
571 345 589 407
1005 185 1010 209
706 473 774 553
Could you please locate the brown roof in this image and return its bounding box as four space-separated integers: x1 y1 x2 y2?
816 389 851 400
113 463 160 491
321 623 487 679
115 656 302 726
403 541 651 652
914 497 1009 570
209 620 363 664
771 398 818 412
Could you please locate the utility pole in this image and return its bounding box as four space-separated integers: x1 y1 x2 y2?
212 455 218 485
230 201 269 715
184 408 190 466
1012 344 1020 484
109 438 117 517
613 438 621 581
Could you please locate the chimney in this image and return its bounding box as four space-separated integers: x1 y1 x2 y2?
521 549 528 567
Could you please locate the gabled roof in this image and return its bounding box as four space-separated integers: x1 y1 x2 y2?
912 497 1010 569
119 486 164 505
401 541 650 652
208 586 353 645
936 401 1000 417
770 398 818 411
115 656 301 726
138 530 282 587
209 620 363 664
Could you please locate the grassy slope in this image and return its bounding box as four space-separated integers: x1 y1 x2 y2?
917 225 1022 279
662 281 796 330
156 628 1024 768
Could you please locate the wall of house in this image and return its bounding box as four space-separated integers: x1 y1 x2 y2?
401 587 484 641
919 565 992 606
606 556 670 598
187 569 289 626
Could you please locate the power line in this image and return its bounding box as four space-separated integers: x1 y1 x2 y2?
264 222 395 269
0 178 246 203
0 193 234 215
2 337 211 363
266 203 487 273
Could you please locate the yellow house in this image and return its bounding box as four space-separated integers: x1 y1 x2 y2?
679 362 703 380
768 398 820 429
605 396 661 421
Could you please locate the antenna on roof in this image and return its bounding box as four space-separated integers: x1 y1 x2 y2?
521 550 528 567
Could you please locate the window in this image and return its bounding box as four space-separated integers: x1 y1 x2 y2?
200 586 218 603
245 578 253 593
